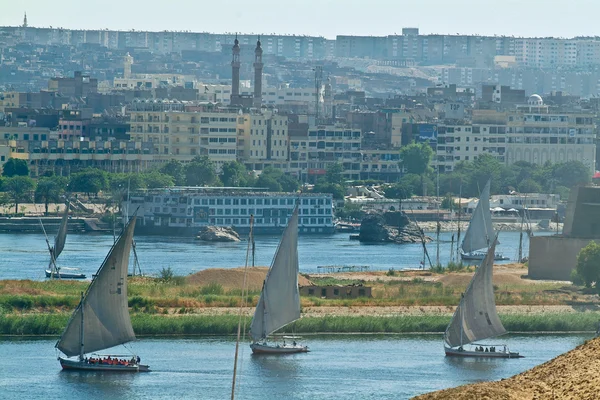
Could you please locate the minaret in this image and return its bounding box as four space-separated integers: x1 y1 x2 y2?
123 52 133 79
23 12 28 28
253 37 263 108
231 34 241 102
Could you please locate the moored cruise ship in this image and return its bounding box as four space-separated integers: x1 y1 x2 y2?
122 187 335 236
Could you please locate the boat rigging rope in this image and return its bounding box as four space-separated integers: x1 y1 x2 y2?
231 217 254 400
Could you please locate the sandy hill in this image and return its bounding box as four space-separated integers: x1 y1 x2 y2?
186 267 313 291
413 337 600 400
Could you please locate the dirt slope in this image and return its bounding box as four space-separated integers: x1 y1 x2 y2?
413 337 600 400
186 267 312 291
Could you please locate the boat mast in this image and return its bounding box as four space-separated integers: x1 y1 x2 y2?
459 297 463 347
456 184 462 261
436 166 440 267
231 215 254 400
38 215 59 279
518 212 524 262
79 291 84 362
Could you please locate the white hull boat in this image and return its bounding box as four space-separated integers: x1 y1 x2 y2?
45 269 86 280
444 344 522 358
250 342 309 354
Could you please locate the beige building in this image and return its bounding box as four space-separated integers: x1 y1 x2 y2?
289 125 362 182
2 137 153 176
127 100 240 170
237 111 288 162
436 95 596 172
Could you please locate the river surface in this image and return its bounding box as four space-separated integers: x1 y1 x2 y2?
0 334 589 400
0 231 550 280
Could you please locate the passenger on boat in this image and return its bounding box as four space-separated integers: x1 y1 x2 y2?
484 347 488 352
293 341 297 346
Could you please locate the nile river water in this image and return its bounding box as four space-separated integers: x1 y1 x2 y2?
0 334 589 400
0 231 550 280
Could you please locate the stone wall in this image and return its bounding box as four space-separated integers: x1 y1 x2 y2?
528 236 600 280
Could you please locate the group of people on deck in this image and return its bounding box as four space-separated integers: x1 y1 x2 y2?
84 355 141 366
475 346 497 353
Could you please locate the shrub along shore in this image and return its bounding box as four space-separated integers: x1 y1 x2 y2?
1 312 599 336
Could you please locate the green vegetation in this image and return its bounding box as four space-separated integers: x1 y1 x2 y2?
4 175 35 214
430 261 469 274
1 158 29 177
573 242 600 293
2 313 599 336
439 157 590 198
35 175 68 215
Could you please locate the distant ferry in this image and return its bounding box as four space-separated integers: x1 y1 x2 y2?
122 187 335 236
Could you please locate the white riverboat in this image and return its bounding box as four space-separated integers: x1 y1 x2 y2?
123 187 335 235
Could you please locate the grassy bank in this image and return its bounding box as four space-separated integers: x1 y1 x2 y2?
2 312 599 336
0 276 575 312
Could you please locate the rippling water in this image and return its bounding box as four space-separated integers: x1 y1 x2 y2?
0 334 588 400
0 231 550 280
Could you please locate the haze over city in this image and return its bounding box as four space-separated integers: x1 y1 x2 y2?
2 0 600 38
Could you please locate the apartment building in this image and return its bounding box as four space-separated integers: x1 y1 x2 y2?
436 95 596 172
288 125 363 182
237 111 288 164
128 100 239 170
1 134 153 176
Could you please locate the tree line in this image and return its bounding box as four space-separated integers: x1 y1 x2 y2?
0 156 349 215
384 142 592 201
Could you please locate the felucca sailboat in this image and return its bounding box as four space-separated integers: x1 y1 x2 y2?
444 236 521 358
249 205 308 354
43 202 86 280
460 180 508 261
56 215 149 371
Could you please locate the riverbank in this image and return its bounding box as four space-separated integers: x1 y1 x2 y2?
1 264 599 336
418 220 563 233
413 336 600 400
1 312 599 336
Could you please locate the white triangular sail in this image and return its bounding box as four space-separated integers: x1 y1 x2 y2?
444 237 506 348
250 206 300 342
52 203 69 260
461 180 495 253
56 216 137 357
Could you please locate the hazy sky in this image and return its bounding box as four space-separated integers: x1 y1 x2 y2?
2 0 600 39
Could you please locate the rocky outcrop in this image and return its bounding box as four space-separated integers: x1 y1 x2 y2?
195 226 240 242
358 212 432 244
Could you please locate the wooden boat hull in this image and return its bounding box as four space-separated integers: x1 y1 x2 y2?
45 270 86 280
59 357 150 372
250 343 309 354
444 346 523 358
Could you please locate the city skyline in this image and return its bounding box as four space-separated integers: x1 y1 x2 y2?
2 0 600 39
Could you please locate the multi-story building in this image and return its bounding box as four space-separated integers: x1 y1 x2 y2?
1 134 153 176
288 125 363 182
128 100 240 170
237 111 289 166
435 95 596 172
48 71 98 97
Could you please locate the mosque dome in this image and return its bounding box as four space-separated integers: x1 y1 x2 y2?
528 94 543 106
